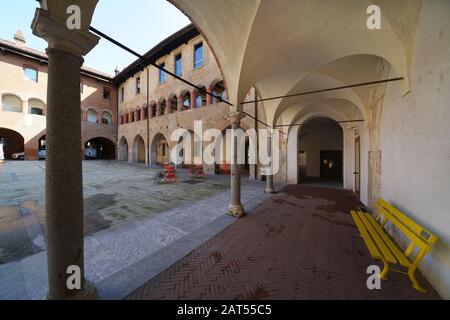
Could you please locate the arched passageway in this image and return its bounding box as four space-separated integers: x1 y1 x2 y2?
151 133 169 165
84 137 116 160
132 135 146 164
297 118 343 188
119 137 129 161
0 128 24 160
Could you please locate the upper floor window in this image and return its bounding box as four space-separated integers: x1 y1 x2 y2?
120 87 125 103
159 63 166 83
102 112 113 125
1 94 21 113
29 99 46 116
136 77 141 95
24 66 38 82
103 88 111 100
87 109 98 123
175 53 182 76
193 42 203 69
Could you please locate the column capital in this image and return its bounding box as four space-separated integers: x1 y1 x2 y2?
32 8 99 57
227 111 244 125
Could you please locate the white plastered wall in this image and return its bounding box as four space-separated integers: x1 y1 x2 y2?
379 0 450 299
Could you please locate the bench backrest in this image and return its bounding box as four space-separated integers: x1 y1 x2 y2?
375 199 438 253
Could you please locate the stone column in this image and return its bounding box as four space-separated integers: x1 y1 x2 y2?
32 5 99 300
206 86 213 105
265 130 275 194
228 111 246 218
141 106 146 120
165 97 171 115
156 102 161 117
190 90 197 109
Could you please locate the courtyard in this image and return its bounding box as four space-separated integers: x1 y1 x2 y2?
0 160 270 299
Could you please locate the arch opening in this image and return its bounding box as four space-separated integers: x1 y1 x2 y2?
84 137 116 160
132 135 146 164
119 137 129 161
0 128 24 160
296 117 344 189
151 133 169 165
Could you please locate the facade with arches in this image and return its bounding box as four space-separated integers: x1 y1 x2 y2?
0 31 117 160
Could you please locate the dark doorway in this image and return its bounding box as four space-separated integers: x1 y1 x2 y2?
84 138 116 160
320 150 343 180
0 128 24 160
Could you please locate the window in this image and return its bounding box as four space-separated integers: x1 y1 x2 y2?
102 112 113 125
103 88 111 100
193 42 203 69
136 77 141 95
30 108 43 116
24 66 38 82
175 53 182 76
120 87 124 103
159 63 166 83
87 109 98 123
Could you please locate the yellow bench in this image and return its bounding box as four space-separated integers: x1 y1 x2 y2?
351 199 438 293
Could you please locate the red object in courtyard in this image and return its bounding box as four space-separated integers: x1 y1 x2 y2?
163 163 177 183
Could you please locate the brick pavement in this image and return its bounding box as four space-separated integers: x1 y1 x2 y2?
125 185 440 300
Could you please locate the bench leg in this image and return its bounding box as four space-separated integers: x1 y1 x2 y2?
408 251 427 293
380 260 390 281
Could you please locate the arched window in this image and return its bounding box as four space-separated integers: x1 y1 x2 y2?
170 95 178 113
196 87 207 108
29 98 46 116
2 94 22 113
87 109 98 123
102 112 113 125
212 81 227 104
182 91 191 110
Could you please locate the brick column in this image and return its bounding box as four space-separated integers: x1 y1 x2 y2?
190 90 197 109
206 86 213 105
141 106 146 120
165 97 171 115
177 96 184 112
97 111 103 124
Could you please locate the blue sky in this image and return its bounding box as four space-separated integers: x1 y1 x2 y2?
0 0 191 74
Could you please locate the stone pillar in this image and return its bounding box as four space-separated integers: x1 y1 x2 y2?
32 4 99 300
141 106 146 120
206 86 213 105
190 90 197 109
21 99 29 114
156 102 161 117
165 97 171 115
265 131 275 194
228 111 246 218
177 96 184 112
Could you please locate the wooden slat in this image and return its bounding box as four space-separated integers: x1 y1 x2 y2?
350 211 382 260
365 213 411 267
357 212 397 264
376 204 429 252
377 199 437 245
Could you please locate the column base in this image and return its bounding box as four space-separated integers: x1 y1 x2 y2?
228 203 246 218
46 281 98 300
265 189 275 194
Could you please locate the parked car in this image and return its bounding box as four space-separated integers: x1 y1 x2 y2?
12 152 25 160
84 147 97 160
38 148 46 160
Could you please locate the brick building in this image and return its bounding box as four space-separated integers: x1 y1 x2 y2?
0 31 117 160
115 24 266 177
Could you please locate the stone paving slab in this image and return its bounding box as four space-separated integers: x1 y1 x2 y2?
0 160 270 299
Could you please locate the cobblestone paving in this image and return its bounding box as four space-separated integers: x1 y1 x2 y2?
0 160 270 299
125 185 441 300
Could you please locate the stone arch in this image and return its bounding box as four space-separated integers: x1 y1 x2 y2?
84 137 116 160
